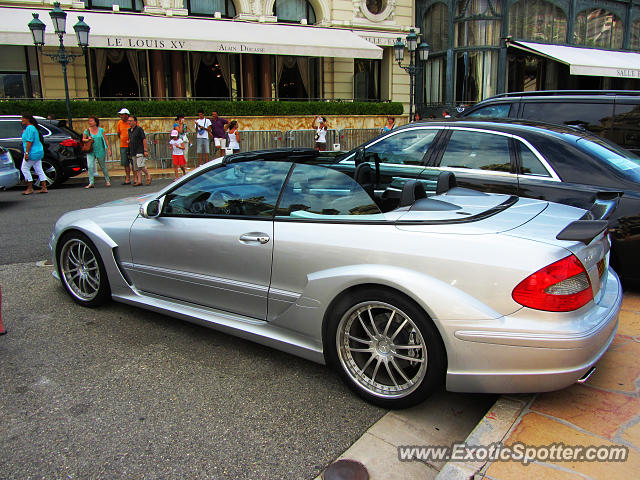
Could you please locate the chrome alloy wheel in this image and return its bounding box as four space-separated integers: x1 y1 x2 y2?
60 238 101 302
336 301 428 399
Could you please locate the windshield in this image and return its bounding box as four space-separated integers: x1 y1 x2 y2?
576 136 640 181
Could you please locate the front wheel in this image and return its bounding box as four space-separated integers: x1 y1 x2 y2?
326 288 446 409
57 232 111 307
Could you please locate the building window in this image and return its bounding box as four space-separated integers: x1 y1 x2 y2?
455 0 502 47
455 50 498 102
574 8 623 49
0 46 41 98
93 49 146 98
354 59 380 101
84 0 142 11
508 0 567 44
631 19 640 50
423 3 449 52
424 56 446 104
192 52 238 99
274 0 316 24
276 56 318 99
365 0 385 15
185 0 236 18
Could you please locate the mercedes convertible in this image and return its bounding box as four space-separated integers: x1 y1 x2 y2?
50 148 622 408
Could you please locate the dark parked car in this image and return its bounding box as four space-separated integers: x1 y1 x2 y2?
459 90 640 154
0 115 86 187
331 119 640 282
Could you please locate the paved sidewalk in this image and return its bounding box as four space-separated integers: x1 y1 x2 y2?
438 291 640 479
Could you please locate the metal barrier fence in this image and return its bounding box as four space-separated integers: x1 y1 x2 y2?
339 128 383 151
284 129 340 150
101 127 384 169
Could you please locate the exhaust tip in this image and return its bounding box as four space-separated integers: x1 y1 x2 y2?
577 366 596 384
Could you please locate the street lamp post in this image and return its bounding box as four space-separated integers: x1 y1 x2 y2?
394 29 430 123
28 2 90 129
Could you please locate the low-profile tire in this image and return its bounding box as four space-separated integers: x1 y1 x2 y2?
57 231 111 307
326 288 446 409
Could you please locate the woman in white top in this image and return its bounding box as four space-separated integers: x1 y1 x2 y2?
227 121 240 153
312 116 328 151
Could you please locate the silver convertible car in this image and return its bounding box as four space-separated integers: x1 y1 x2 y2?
50 149 622 408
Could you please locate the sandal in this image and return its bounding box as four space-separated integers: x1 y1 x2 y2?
22 190 34 196
84 184 94 189
38 189 48 194
105 182 111 187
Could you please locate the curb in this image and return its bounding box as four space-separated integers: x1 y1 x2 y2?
435 394 534 479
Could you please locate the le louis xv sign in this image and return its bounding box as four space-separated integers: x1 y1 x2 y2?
104 37 265 53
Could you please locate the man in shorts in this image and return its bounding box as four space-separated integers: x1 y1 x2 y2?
210 111 229 158
116 108 133 184
194 109 211 166
127 116 151 186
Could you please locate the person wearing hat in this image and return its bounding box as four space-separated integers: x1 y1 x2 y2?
116 108 133 184
169 129 186 180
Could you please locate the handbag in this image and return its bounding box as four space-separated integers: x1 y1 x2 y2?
81 130 94 153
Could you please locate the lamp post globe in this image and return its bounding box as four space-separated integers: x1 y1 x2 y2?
418 42 430 62
406 29 418 52
49 2 67 36
394 38 405 62
28 13 46 47
73 16 90 48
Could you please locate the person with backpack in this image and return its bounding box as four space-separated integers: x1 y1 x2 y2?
20 113 47 195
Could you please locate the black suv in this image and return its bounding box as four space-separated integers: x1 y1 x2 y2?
0 115 86 187
460 91 640 154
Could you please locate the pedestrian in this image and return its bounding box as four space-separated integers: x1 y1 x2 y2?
116 108 132 184
313 116 328 151
226 120 240 154
169 129 187 179
210 111 229 158
173 113 190 167
82 116 112 189
20 113 47 195
383 116 396 132
194 109 211 166
127 116 152 186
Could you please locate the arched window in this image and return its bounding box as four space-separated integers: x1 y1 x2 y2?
455 0 502 47
631 18 640 50
185 0 236 18
508 0 566 44
274 0 317 24
423 3 449 52
575 8 623 49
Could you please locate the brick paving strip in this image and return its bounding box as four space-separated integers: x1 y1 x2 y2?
438 292 640 480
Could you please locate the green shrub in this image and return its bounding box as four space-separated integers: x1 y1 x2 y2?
0 99 403 118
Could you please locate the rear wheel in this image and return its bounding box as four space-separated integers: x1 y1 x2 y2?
57 232 111 307
34 158 62 187
326 288 446 409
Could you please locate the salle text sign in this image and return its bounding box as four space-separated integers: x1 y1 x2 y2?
617 68 640 78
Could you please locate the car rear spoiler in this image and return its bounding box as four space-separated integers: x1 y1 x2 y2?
556 192 621 244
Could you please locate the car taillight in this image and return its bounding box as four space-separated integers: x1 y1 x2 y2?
512 255 593 312
60 139 79 147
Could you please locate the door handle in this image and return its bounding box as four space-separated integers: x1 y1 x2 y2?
239 233 270 244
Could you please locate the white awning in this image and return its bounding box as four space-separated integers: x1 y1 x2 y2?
511 40 640 78
0 7 382 59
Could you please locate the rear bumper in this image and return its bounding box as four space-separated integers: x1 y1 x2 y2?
445 269 622 393
0 169 19 189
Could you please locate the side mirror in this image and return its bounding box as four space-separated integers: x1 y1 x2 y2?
140 198 163 219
